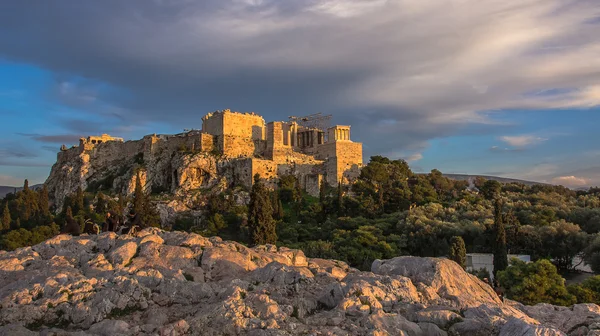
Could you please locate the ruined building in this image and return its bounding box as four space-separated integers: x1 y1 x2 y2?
46 110 362 210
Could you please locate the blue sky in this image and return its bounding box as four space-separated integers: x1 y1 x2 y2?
0 0 599 188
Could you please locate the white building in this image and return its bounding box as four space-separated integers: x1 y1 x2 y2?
466 253 530 280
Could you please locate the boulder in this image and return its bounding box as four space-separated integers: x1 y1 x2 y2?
372 256 501 308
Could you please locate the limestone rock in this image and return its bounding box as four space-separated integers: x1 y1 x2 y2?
372 256 501 309
1 229 599 335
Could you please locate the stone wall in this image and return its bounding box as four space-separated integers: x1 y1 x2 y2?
202 110 265 140
317 141 362 186
218 135 259 158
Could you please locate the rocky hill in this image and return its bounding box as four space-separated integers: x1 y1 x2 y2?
1 230 599 336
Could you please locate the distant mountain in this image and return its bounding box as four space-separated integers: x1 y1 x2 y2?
440 174 549 186
0 184 43 199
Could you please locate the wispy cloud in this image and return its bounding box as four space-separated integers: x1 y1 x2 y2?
499 135 548 148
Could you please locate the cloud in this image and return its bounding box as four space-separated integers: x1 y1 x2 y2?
489 146 525 153
499 135 548 148
405 153 423 162
552 175 589 187
0 0 598 158
18 133 83 145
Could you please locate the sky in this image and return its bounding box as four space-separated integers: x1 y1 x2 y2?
0 0 599 188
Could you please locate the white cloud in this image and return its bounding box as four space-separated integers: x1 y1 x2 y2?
405 153 423 162
552 175 589 187
499 135 548 148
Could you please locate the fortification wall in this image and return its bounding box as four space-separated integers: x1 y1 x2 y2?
224 112 265 140
218 135 257 158
252 159 279 188
203 111 265 140
88 139 144 167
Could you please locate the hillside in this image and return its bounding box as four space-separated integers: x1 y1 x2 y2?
441 174 550 186
1 229 599 335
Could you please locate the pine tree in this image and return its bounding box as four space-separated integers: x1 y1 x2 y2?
493 198 508 278
38 185 50 217
23 179 29 191
248 174 276 246
449 236 467 269
1 203 11 230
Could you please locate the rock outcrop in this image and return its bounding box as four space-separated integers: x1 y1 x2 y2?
1 229 599 335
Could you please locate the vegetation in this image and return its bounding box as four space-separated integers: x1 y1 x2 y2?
248 174 277 246
2 156 600 307
449 236 466 269
497 258 576 306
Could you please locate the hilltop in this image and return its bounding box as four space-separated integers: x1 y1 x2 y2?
441 174 550 187
1 229 599 335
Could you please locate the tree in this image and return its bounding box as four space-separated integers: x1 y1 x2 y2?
23 179 29 191
493 198 508 278
133 172 145 215
337 180 344 217
480 180 502 200
584 234 600 273
319 178 327 204
271 191 284 220
66 206 74 221
497 258 576 306
205 213 227 236
248 174 276 246
1 203 11 230
38 185 50 217
73 186 84 214
96 192 107 214
449 236 467 269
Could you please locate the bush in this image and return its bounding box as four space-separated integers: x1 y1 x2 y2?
497 258 576 306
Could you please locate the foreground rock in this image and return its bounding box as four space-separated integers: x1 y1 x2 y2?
1 229 599 335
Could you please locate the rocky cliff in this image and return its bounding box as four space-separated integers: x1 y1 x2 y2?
1 230 599 336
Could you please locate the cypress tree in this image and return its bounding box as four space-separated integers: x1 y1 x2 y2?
248 174 276 246
271 191 284 220
96 192 107 215
23 179 29 191
133 172 145 215
38 185 50 216
1 203 11 230
449 236 467 269
14 218 21 229
319 178 327 204
66 206 74 220
337 179 344 217
74 186 84 214
493 198 508 278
